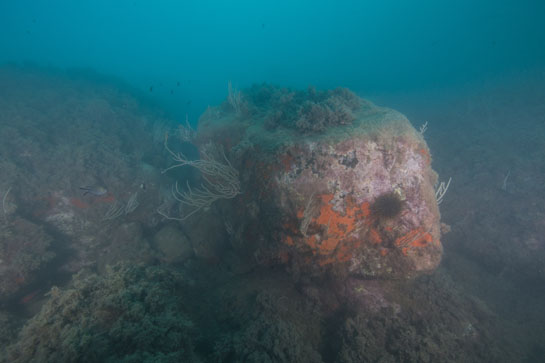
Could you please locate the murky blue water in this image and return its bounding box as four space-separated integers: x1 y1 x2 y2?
2 0 544 120
1 1 545 362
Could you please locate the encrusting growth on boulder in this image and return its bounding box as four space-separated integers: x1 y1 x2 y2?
188 84 443 279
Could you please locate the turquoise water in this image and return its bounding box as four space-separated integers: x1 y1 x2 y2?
1 1 545 362
1 0 544 120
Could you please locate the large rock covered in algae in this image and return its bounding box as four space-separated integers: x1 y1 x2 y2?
193 84 443 279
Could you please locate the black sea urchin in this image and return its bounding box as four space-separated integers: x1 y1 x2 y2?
370 192 404 219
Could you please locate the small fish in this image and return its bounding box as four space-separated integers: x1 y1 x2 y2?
149 86 153 92
177 81 180 87
79 186 107 196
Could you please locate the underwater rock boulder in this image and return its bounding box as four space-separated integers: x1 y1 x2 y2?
153 225 193 263
96 222 154 272
194 85 443 279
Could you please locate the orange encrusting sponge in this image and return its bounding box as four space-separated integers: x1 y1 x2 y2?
283 194 373 265
282 194 435 267
395 227 433 256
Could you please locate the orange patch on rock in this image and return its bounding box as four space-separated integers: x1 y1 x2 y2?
281 194 400 266
70 198 89 209
99 194 116 203
298 194 370 265
311 194 359 255
284 235 295 246
20 290 39 304
411 232 432 247
418 147 431 165
369 228 383 244
395 227 433 255
360 201 371 218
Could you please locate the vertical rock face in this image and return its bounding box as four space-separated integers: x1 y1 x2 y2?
195 85 442 279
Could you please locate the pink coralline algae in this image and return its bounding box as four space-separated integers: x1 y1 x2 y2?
192 85 443 279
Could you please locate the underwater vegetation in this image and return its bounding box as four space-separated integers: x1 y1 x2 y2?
242 84 362 133
0 217 56 302
4 263 197 362
0 66 544 362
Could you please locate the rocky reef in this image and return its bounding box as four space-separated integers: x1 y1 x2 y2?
1 68 535 362
187 84 443 280
4 263 197 362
